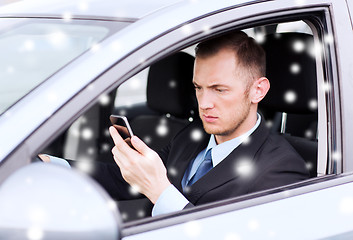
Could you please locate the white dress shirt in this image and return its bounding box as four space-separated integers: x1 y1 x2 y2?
152 114 261 216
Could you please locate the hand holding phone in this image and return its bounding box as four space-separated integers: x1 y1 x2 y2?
110 115 134 148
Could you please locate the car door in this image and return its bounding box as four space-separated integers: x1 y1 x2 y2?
1 0 353 239
111 0 353 239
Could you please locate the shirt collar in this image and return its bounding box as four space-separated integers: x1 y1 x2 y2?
205 113 261 167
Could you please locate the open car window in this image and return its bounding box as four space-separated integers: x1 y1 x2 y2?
37 16 328 225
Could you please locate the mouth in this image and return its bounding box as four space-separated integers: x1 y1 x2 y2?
202 114 218 123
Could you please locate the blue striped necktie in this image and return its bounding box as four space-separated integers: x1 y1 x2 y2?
187 149 213 186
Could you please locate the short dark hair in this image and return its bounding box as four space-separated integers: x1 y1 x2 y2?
195 31 266 84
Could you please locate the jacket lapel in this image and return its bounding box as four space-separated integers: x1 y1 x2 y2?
184 119 270 204
166 121 210 191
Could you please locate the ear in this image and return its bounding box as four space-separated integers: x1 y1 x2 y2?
250 77 270 104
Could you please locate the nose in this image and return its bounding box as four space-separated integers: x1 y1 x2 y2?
197 90 214 110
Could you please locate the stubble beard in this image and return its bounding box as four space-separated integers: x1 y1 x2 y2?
201 91 251 138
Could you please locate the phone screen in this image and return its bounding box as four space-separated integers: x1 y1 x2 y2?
110 115 134 140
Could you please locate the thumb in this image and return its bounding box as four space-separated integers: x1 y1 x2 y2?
131 136 153 157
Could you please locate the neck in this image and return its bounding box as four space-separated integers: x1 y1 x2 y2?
215 111 258 144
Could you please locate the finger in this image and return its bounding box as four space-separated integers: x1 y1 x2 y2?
110 126 131 151
131 135 155 158
111 146 134 172
109 126 123 146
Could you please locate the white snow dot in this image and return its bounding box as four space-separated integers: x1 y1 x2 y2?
293 40 305 52
169 80 177 88
27 227 44 240
81 128 94 140
107 200 117 212
284 90 297 104
181 24 192 35
322 82 331 93
332 151 341 162
282 190 291 197
87 83 95 91
184 221 201 237
48 31 68 47
78 1 88 11
191 129 203 141
111 40 122 52
101 143 110 152
143 136 152 144
224 233 242 240
91 43 101 52
325 34 334 44
202 25 211 34
169 167 178 177
339 197 353 215
294 0 306 5
236 159 254 177
290 63 301 74
104 129 110 137
254 33 266 44
129 78 141 90
119 109 127 115
99 94 110 106
306 162 313 170
29 207 47 223
25 177 33 185
137 210 145 218
305 130 314 139
24 40 35 51
87 147 95 155
139 57 146 64
242 136 251 145
62 11 72 22
121 212 128 221
76 160 94 174
129 185 140 196
46 92 58 103
266 120 273 128
156 124 168 136
248 219 259 231
308 99 318 110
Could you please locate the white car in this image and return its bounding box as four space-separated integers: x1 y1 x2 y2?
0 0 353 239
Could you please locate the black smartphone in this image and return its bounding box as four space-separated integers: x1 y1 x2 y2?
110 115 134 140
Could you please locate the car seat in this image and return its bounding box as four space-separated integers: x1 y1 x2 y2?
115 51 197 221
259 32 318 178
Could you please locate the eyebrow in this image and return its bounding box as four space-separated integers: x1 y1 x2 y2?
193 81 229 89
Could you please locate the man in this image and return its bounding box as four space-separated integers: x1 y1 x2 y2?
107 31 310 216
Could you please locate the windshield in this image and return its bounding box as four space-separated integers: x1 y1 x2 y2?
0 18 129 115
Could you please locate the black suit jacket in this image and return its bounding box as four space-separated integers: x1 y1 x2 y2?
89 118 309 207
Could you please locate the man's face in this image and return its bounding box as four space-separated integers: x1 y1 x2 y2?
193 48 256 143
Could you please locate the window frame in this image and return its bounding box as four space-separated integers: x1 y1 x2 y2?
111 6 341 235
16 0 343 235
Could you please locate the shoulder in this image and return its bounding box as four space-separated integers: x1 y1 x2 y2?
249 133 310 191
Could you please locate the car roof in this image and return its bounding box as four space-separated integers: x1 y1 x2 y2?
0 0 186 21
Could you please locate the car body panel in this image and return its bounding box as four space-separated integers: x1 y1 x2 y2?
124 177 353 239
0 0 183 20
0 0 353 239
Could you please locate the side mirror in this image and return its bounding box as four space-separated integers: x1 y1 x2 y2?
0 163 121 240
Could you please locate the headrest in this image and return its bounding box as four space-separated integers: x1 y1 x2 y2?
147 52 197 118
260 32 317 114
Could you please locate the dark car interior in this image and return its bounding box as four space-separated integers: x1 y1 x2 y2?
40 22 319 222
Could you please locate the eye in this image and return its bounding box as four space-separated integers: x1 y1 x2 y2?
194 85 201 91
216 88 226 93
